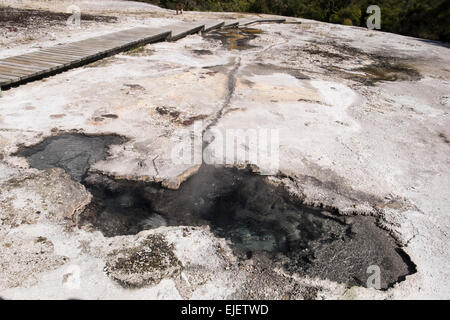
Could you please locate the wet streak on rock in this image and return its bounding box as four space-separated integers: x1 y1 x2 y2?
202 57 241 149
18 134 416 289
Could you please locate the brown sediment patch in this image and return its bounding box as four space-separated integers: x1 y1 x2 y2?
123 83 146 91
123 46 155 57
323 62 421 86
50 114 66 119
301 42 422 85
91 117 105 123
357 63 422 84
176 114 208 126
156 105 180 118
155 105 208 126
438 132 450 145
203 27 263 51
224 107 248 115
85 57 118 68
298 98 325 104
101 114 119 119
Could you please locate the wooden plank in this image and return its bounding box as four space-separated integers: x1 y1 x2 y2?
41 48 98 57
63 44 112 52
23 51 77 61
23 52 77 64
0 71 32 82
204 21 225 33
41 47 89 56
0 82 11 87
100 33 142 40
76 38 132 45
169 23 205 41
52 47 101 56
40 49 91 60
0 63 46 79
0 66 33 76
0 71 28 81
0 78 12 85
68 42 125 52
13 60 63 71
129 31 171 44
0 58 53 68
223 21 239 28
77 38 131 45
0 74 20 80
54 44 101 51
238 19 258 26
0 61 46 72
68 30 170 49
3 57 62 69
9 54 63 66
36 50 87 61
0 75 16 81
0 78 13 87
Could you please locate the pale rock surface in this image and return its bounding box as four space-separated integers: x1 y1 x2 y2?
0 0 449 299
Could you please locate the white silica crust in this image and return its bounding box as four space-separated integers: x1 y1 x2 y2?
0 0 449 300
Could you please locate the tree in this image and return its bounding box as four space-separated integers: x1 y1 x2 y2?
330 5 362 26
132 0 449 43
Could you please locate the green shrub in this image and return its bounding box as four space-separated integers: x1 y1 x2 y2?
330 5 362 26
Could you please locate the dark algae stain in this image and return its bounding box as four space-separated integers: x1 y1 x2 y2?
16 133 125 182
104 234 182 288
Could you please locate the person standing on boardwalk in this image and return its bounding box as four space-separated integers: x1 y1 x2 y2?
176 1 185 15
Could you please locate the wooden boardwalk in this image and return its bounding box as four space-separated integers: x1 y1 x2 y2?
0 18 286 90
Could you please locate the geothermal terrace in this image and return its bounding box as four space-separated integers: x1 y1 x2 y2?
0 0 449 300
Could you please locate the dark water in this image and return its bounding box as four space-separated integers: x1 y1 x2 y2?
81 165 415 289
18 134 416 289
